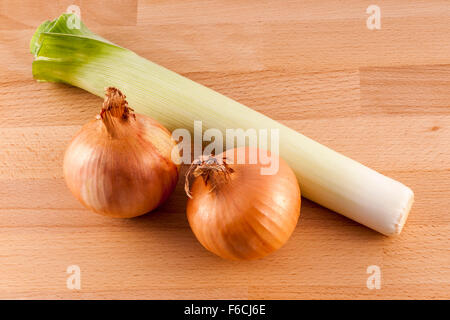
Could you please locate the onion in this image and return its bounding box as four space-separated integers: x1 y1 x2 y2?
63 87 179 218
185 147 301 260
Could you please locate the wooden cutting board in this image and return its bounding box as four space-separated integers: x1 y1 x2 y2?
0 0 449 299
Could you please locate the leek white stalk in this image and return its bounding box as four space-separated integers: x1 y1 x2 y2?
31 14 413 235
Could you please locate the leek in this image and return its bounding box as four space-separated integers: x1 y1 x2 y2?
31 14 413 236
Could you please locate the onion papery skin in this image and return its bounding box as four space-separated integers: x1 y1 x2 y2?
186 147 301 260
64 112 179 218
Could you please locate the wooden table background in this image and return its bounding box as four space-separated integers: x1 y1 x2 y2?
0 0 449 299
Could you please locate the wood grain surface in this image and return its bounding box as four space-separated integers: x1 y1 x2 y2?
1 0 449 299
